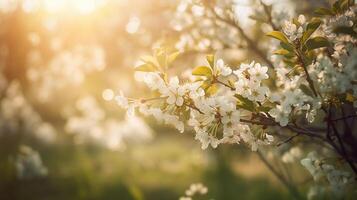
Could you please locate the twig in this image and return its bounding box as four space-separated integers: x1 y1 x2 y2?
331 114 357 122
277 133 299 146
207 6 275 68
257 150 303 199
259 0 278 30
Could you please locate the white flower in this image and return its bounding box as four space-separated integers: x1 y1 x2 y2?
16 146 48 179
115 91 136 116
161 76 186 106
298 14 306 25
282 146 302 163
184 82 205 99
141 72 166 91
215 59 232 76
282 16 305 41
248 63 269 82
306 108 317 123
269 106 289 126
185 183 208 196
179 197 192 200
181 183 208 200
195 131 219 149
115 91 129 108
195 131 211 149
164 113 185 133
220 105 241 137
249 86 269 102
300 152 325 181
234 78 252 98
265 133 274 142
234 61 269 102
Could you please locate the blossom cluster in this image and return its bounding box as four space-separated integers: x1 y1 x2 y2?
27 44 106 102
117 3 357 153
301 152 353 198
0 80 56 143
117 57 274 150
65 96 153 151
179 183 208 200
172 0 241 51
116 2 357 198
282 15 307 41
16 145 48 179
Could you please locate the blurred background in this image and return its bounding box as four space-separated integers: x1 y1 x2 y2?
0 0 331 199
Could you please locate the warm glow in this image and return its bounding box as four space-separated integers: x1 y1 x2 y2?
18 0 108 14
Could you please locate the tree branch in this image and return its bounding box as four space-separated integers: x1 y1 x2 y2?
207 6 275 68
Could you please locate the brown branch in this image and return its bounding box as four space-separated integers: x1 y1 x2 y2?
257 150 303 199
331 114 357 122
277 133 299 146
207 6 275 68
325 105 357 175
259 0 278 30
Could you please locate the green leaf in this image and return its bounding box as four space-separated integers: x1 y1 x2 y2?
266 31 290 44
168 51 180 64
192 66 213 77
338 0 354 12
333 26 357 38
283 58 297 68
292 18 300 27
346 93 355 102
156 51 167 69
340 0 350 11
258 106 271 113
332 0 341 13
249 15 267 23
206 84 218 96
314 8 334 16
280 42 295 52
332 0 352 13
140 55 158 65
206 55 215 68
134 63 157 72
235 95 255 112
305 37 330 51
299 84 314 97
302 18 322 44
273 49 290 55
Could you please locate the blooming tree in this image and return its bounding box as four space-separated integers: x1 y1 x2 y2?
116 0 357 198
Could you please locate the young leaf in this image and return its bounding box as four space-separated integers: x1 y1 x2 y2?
332 0 341 13
333 26 357 38
332 0 352 13
249 15 267 23
140 55 158 66
134 63 157 72
156 51 167 69
273 49 290 56
340 0 349 11
206 55 215 68
235 95 255 112
192 66 213 77
299 84 314 97
305 37 330 51
206 84 218 96
346 93 355 102
168 51 180 64
314 8 334 16
302 18 322 43
266 31 290 44
258 106 271 113
280 42 295 52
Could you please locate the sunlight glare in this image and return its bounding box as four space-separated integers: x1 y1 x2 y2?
41 0 106 14
74 0 96 14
